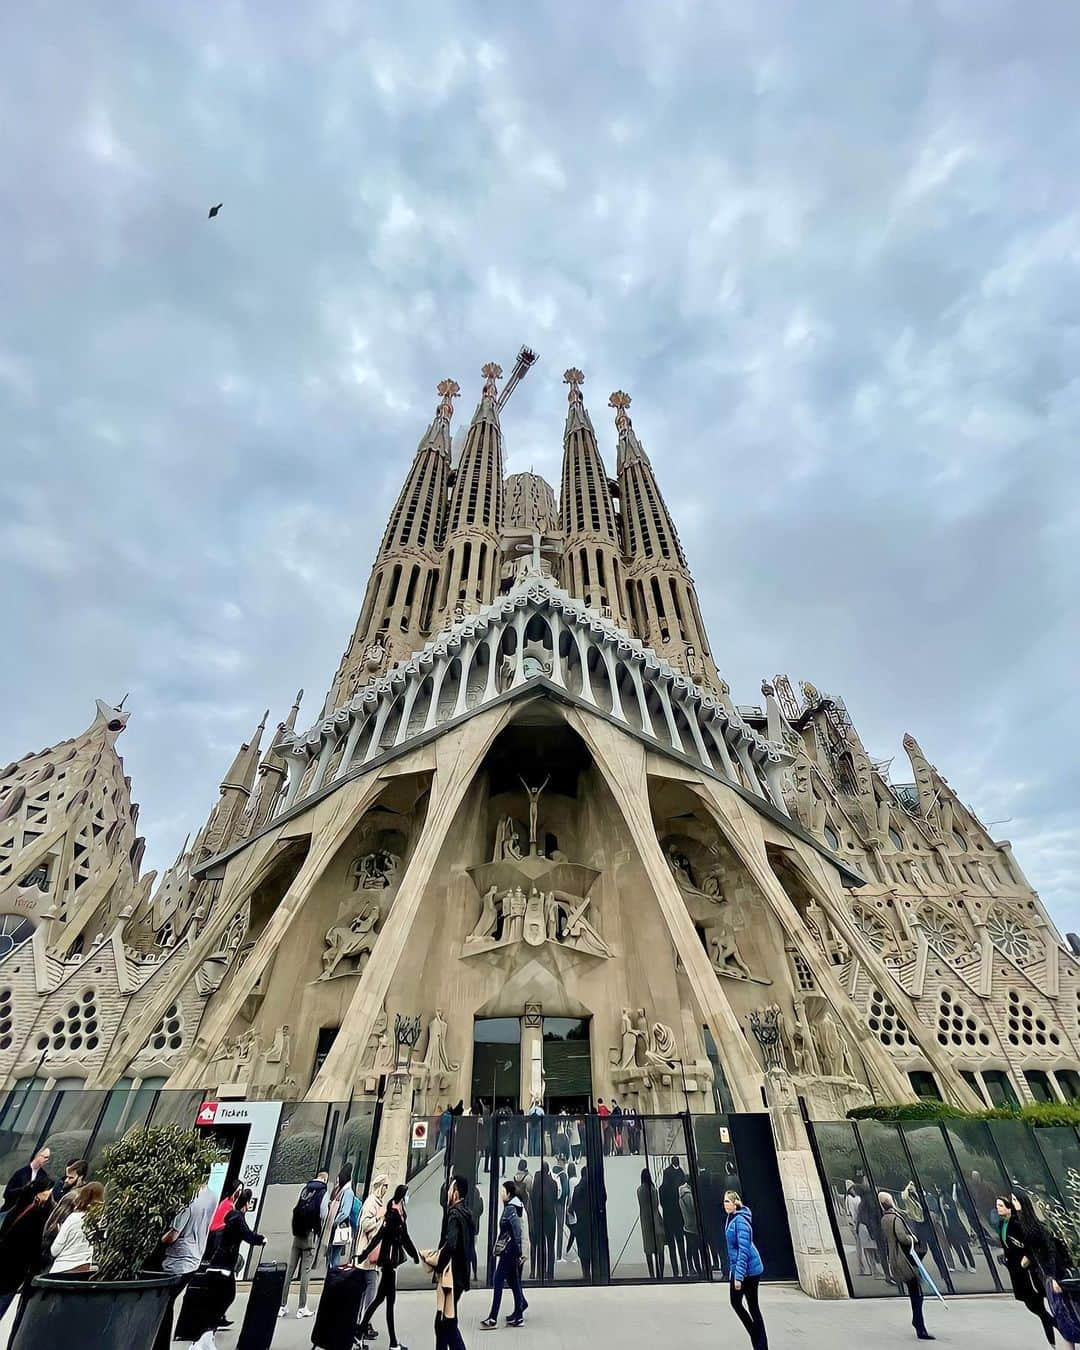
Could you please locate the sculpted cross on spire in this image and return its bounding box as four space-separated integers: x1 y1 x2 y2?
563 367 585 405
436 378 461 421
609 389 632 433
481 362 503 400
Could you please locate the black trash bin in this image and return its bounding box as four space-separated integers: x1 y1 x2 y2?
237 1261 287 1350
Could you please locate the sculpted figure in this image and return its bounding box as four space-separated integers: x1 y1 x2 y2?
351 849 401 890
618 1007 644 1068
665 846 694 888
815 1009 851 1078
518 775 550 855
645 1021 680 1071
321 901 379 979
469 884 500 942
422 1008 459 1075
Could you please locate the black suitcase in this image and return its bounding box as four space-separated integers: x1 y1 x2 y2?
174 1269 230 1341
310 1266 368 1350
237 1261 288 1350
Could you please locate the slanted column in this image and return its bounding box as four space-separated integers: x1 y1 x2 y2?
483 628 501 702
423 657 451 733
600 644 627 721
337 712 367 778
547 611 567 688
734 735 765 798
573 628 596 704
282 749 311 809
394 678 424 746
511 609 528 687
629 664 656 737
362 693 396 764
656 681 685 754
309 735 336 793
705 719 738 781
453 640 476 718
681 695 712 769
762 756 790 815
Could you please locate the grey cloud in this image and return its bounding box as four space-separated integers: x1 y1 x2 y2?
1 1 1077 925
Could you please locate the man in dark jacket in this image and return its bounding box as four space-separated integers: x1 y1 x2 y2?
436 1176 475 1350
659 1158 687 1277
2 1147 51 1213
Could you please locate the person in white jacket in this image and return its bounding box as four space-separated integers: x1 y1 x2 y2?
49 1182 103 1275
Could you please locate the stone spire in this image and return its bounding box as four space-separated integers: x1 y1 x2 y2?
437 364 506 623
0 699 147 955
613 390 719 687
202 710 267 856
239 689 304 837
326 380 460 709
558 369 628 623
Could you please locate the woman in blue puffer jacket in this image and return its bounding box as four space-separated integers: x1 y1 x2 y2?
724 1191 768 1350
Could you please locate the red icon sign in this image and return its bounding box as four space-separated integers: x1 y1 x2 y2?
197 1101 219 1126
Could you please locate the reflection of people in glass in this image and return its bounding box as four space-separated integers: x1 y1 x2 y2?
637 1169 665 1279
854 1185 883 1278
900 1180 949 1280
679 1173 703 1276
659 1157 688 1277
699 1167 727 1275
997 1194 1058 1345
937 1185 976 1273
529 1163 557 1281
569 1164 601 1281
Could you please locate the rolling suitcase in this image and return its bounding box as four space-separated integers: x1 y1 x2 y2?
310 1266 368 1350
174 1268 230 1341
237 1261 287 1350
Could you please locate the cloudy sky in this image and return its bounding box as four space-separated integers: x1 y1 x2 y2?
2 2 1078 927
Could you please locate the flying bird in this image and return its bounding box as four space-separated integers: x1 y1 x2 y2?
208 203 223 219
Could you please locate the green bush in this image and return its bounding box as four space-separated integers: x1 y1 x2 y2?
847 1100 1080 1127
85 1124 221 1281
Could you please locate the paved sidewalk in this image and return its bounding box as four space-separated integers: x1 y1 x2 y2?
234 1281 1033 1350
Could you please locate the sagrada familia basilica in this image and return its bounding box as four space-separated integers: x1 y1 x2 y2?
2 360 1077 1286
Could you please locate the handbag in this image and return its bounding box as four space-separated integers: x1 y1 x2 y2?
493 1232 509 1258
333 1220 353 1249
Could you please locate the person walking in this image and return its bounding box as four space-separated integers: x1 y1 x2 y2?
328 1165 357 1271
513 1159 533 1274
997 1193 1057 1345
438 1105 453 1152
434 1175 476 1350
879 1190 933 1341
724 1190 768 1350
155 1176 218 1350
596 1100 611 1156
48 1181 103 1275
208 1180 243 1245
552 1159 570 1261
1026 1199 1080 1349
569 1163 602 1281
568 1116 582 1161
0 1175 55 1320
680 1172 702 1276
467 1176 484 1282
2 1147 51 1214
637 1169 665 1280
611 1103 624 1157
527 1098 544 1156
280 1168 330 1320
354 1174 389 1340
659 1157 687 1277
191 1187 265 1349
480 1181 528 1328
357 1184 420 1350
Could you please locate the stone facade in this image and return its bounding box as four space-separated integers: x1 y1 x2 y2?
2 366 1077 1294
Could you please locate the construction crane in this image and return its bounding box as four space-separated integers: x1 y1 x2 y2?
496 345 539 410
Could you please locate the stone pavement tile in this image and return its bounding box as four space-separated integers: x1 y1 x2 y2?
253 1281 1035 1350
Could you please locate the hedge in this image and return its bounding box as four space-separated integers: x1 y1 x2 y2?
848 1100 1080 1127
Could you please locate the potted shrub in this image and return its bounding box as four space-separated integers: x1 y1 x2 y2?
12 1123 221 1350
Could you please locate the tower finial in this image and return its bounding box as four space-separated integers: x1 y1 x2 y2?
563 368 584 405
480 362 503 401
609 390 632 433
436 378 461 421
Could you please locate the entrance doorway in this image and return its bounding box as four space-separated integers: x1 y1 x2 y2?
471 1017 521 1111
542 1017 591 1112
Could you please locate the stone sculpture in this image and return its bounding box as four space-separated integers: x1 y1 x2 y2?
321 901 380 979
518 775 550 856
814 1009 852 1079
350 849 401 890
618 1006 644 1068
421 1008 459 1075
749 1004 785 1071
469 884 500 941
493 816 523 862
644 1020 680 1071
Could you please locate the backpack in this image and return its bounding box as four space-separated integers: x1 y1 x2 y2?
291 1183 324 1238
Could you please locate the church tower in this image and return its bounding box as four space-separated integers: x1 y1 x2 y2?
325 380 459 709
612 391 719 687
558 369 628 623
436 364 506 624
